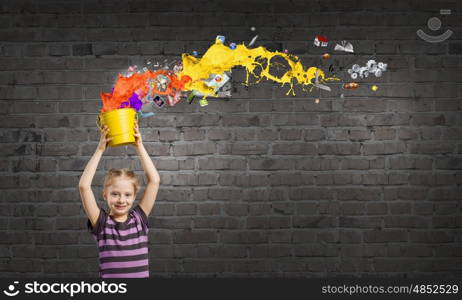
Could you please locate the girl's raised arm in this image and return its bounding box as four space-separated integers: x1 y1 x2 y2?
79 126 111 227
134 123 160 216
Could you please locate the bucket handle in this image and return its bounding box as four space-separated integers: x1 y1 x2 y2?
96 114 103 131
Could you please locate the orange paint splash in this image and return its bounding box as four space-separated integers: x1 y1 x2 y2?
100 70 191 112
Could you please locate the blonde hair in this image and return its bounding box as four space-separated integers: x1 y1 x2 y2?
103 168 140 195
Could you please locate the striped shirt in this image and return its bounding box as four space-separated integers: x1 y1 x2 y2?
88 205 149 278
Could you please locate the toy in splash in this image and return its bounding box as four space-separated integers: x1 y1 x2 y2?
347 60 387 80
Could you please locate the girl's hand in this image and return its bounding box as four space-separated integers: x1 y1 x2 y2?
97 125 112 151
134 122 143 149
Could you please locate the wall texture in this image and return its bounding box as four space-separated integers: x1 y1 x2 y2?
0 0 461 278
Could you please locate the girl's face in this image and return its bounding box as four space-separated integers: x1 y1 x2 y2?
103 177 136 220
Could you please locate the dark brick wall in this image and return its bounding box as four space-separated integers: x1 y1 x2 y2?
0 0 461 277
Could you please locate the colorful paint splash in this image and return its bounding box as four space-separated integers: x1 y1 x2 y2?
100 69 191 112
100 38 338 113
179 40 338 97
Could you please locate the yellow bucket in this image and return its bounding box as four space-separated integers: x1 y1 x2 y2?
97 108 137 147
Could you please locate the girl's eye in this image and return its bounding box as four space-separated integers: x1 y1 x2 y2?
111 192 118 196
125 194 131 197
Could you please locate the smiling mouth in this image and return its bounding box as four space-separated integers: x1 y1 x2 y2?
115 205 126 209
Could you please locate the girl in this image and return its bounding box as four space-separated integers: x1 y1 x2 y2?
79 123 160 278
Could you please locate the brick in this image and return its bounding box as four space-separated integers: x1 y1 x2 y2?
436 157 462 170
221 231 268 244
409 173 456 186
72 44 93 56
245 203 270 216
389 99 433 112
35 232 79 245
271 202 294 215
207 128 232 140
2 86 37 99
269 230 292 243
250 158 290 170
48 44 71 56
222 114 272 127
442 128 462 140
12 158 56 172
363 230 408 243
176 203 196 215
0 144 36 156
223 203 248 216
293 216 336 228
339 158 367 170
234 128 256 141
270 173 315 186
273 113 319 126
412 113 456 126
366 202 388 215
319 113 366 127
193 217 240 229
384 187 429 201
318 143 361 155
296 158 339 170
173 142 215 156
365 113 410 126
294 244 335 257
218 143 268 155
337 188 381 201
388 245 433 257
398 128 419 140
174 231 217 244
151 203 175 216
38 143 79 156
343 100 387 112
384 216 429 228
363 142 406 155
428 188 458 201
290 187 335 201
328 128 371 141
246 216 290 229
152 217 191 229
389 157 433 170
339 216 382 229
340 203 365 216
410 231 454 243
374 128 396 140
197 203 221 216
408 142 454 154
303 129 326 141
149 230 172 244
273 143 317 155
251 100 292 113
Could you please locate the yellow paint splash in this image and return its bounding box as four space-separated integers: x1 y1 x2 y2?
179 41 338 97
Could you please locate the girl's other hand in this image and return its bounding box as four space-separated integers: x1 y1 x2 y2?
97 125 112 151
134 122 143 149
